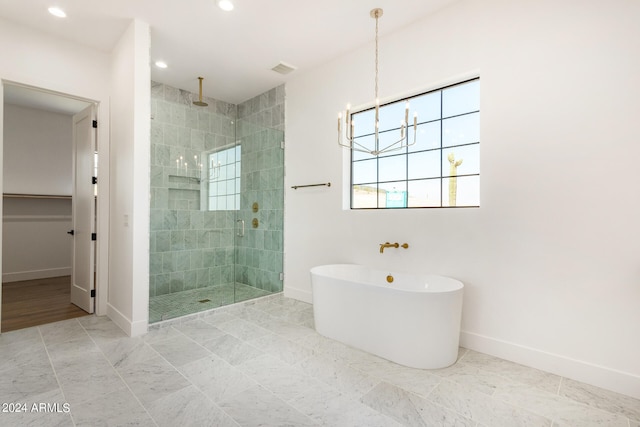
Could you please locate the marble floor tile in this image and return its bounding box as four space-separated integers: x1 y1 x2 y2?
348 349 441 397
39 318 87 346
219 384 318 426
142 324 184 344
296 332 368 364
100 336 159 369
461 350 562 393
551 405 631 427
289 378 401 427
0 361 59 403
1 296 636 427
297 354 380 399
201 309 242 325
146 385 237 427
374 365 442 398
0 325 42 345
230 305 274 324
248 331 315 365
0 334 50 373
172 318 226 344
431 359 512 395
493 382 629 426
44 334 101 363
216 317 271 341
54 352 128 406
78 315 129 346
201 333 264 366
361 381 475 427
558 377 640 423
280 306 315 326
150 333 211 367
178 354 255 403
429 378 552 426
249 299 290 317
2 389 73 427
238 354 321 402
71 388 154 427
347 350 403 377
1 405 74 427
117 354 191 406
259 317 316 341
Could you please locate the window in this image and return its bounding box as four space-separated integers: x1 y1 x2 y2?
207 145 241 211
351 78 479 209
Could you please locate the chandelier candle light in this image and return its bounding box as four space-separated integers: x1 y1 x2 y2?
338 8 418 156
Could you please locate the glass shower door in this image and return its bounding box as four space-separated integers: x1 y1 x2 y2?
148 82 285 324
233 120 284 302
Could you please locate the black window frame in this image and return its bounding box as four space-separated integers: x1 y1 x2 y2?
350 77 480 209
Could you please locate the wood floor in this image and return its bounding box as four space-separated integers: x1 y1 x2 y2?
1 276 89 333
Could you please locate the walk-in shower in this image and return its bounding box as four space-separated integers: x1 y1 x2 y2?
148 81 284 322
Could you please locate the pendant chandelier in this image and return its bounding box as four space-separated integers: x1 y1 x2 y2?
338 8 418 156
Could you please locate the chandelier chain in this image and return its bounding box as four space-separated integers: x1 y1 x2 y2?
374 12 379 102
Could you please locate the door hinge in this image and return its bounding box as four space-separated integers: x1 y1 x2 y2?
279 272 284 281
92 176 97 184
90 289 96 297
92 120 98 128
91 233 97 241
280 140 285 149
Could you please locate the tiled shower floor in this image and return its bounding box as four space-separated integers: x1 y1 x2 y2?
149 283 273 323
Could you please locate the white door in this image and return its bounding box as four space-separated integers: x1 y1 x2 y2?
70 105 96 313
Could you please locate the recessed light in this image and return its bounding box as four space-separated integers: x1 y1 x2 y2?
48 7 66 18
218 0 234 11
155 61 168 69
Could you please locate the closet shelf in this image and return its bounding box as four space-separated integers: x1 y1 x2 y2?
3 193 71 200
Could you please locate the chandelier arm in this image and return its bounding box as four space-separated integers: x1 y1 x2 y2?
376 126 418 154
377 137 408 153
352 139 375 152
338 136 375 153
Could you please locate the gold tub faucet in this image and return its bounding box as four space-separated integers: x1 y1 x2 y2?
379 242 409 253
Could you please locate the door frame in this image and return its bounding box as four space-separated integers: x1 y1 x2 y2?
0 80 109 331
70 104 97 313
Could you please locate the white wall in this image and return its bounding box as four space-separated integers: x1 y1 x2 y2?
108 19 150 336
0 17 111 317
2 105 72 281
2 198 72 282
284 0 640 398
3 105 72 195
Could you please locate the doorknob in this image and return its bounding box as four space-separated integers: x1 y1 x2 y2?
67 230 75 236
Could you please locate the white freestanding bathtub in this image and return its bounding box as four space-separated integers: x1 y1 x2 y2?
310 264 464 369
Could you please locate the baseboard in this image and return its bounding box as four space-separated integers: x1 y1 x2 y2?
2 267 71 283
460 330 640 400
284 286 312 303
106 303 148 337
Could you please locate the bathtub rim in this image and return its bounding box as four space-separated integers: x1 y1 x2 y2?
310 263 464 294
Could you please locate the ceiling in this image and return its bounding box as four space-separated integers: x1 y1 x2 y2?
0 0 458 106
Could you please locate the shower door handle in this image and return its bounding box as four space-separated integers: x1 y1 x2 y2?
236 219 245 237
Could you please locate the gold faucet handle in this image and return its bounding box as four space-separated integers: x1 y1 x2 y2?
401 243 409 249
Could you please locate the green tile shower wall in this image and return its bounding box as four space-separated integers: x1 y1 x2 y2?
236 86 285 294
149 81 284 298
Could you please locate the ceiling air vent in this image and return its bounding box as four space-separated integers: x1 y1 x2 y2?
271 62 297 75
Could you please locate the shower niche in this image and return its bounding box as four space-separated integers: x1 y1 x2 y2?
149 81 284 323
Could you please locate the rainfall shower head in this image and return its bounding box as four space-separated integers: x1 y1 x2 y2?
193 77 208 107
